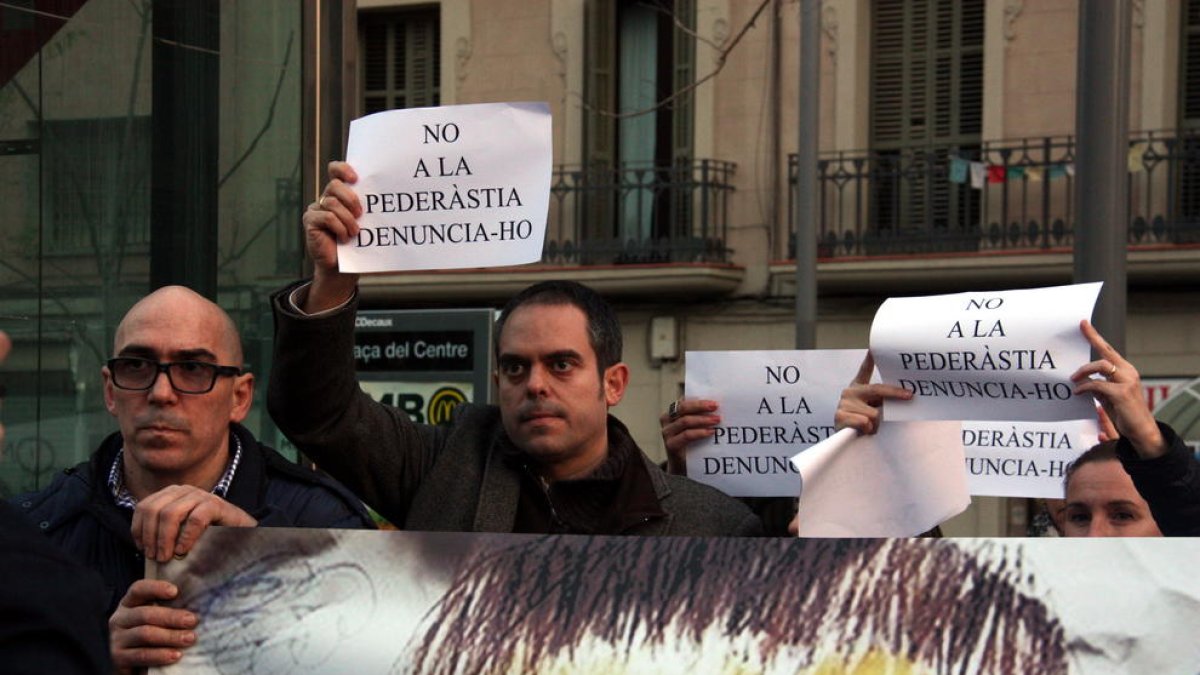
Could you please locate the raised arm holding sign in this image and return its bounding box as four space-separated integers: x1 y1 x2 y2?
303 161 362 313
1067 320 1200 536
271 121 760 538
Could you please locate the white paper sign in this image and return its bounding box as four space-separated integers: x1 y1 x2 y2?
339 102 552 273
962 418 1100 498
870 282 1102 422
789 422 970 537
684 350 867 497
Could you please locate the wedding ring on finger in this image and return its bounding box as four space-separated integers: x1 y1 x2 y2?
668 400 681 421
1108 364 1118 379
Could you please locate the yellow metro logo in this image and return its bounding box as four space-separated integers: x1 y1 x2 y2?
427 386 468 425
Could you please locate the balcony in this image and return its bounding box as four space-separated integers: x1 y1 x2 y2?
787 131 1200 259
545 159 735 265
359 159 743 305
773 132 1200 295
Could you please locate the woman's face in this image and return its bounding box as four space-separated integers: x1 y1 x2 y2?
1061 459 1162 537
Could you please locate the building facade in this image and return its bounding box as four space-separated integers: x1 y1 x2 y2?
349 0 1200 535
3 0 1197 535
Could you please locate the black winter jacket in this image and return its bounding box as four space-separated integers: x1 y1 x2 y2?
1117 421 1200 536
12 423 374 613
268 282 762 537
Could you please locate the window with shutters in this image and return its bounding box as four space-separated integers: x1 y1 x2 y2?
1182 1 1200 129
359 8 440 114
1178 0 1200 227
870 0 983 246
583 0 695 246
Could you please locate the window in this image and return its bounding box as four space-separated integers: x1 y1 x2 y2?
360 8 440 114
870 0 983 242
1 0 305 493
1178 0 1200 232
583 0 695 244
41 116 151 253
1182 0 1200 129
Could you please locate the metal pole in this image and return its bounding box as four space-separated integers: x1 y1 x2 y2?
150 0 219 298
795 0 819 349
1073 0 1130 351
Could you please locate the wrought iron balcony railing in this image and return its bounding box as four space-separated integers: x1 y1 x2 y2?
788 131 1200 259
546 159 735 265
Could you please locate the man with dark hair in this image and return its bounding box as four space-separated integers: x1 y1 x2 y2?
14 287 375 672
267 161 760 536
494 280 624 376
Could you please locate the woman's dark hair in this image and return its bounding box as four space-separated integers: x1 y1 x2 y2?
1063 440 1119 491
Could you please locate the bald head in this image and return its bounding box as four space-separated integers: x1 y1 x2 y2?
104 286 255 498
115 286 243 365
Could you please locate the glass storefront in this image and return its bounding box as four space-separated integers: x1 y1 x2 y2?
0 0 306 496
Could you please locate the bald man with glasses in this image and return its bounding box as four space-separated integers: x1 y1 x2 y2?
13 286 373 673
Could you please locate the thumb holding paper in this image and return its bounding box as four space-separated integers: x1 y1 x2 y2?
834 353 912 435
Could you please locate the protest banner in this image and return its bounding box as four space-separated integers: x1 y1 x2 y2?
792 284 1107 523
870 282 1102 422
153 527 1200 675
962 418 1100 498
338 101 552 273
683 349 866 497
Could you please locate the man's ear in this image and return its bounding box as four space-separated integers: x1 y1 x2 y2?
228 373 255 423
102 366 118 416
603 363 629 407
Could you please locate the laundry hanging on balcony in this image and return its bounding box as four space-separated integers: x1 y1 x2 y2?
948 155 1075 189
1128 142 1148 173
949 157 970 184
969 161 987 189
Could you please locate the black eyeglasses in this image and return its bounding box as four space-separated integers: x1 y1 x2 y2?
106 357 243 394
